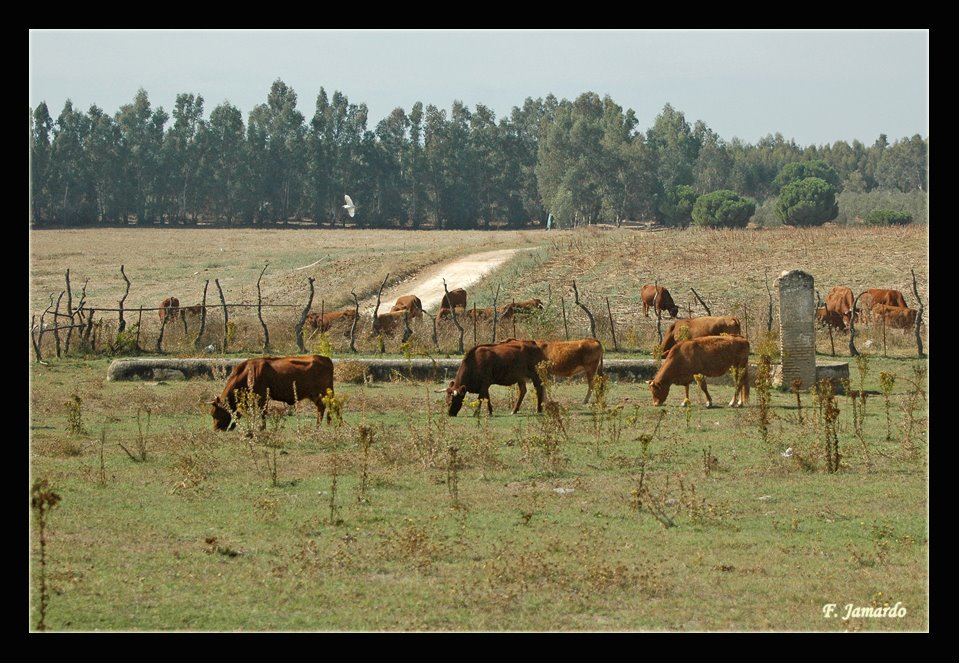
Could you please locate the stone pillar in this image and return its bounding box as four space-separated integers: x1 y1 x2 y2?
776 270 816 389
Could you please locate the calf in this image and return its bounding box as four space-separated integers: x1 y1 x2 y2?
871 303 920 330
641 285 679 318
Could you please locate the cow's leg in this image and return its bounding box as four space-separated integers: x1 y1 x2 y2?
681 384 691 408
582 368 595 405
513 381 527 414
531 373 545 413
698 379 713 408
480 385 494 415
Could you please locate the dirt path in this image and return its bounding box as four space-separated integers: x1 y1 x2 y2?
359 248 534 314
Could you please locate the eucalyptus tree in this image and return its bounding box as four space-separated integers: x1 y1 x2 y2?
164 93 206 223
247 79 306 223
84 105 125 224
201 102 249 224
30 103 54 225
49 100 95 225
115 89 168 224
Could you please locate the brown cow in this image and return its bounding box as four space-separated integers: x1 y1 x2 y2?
159 296 181 322
182 304 206 319
209 355 334 431
647 335 750 408
825 286 856 330
306 308 358 337
376 309 410 335
871 303 920 330
640 285 679 318
509 298 545 314
445 339 547 416
659 316 742 356
859 288 908 322
532 338 605 404
816 307 847 333
441 288 467 311
391 295 424 319
436 305 470 322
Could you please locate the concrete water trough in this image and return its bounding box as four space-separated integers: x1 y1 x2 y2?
107 356 848 391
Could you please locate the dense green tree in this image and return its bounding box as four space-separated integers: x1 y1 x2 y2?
646 103 699 192
876 134 928 192
84 105 124 223
115 89 168 224
201 102 249 224
773 159 841 193
164 93 206 223
775 177 839 226
247 80 306 223
692 122 732 194
864 209 913 225
658 184 698 227
691 189 756 228
30 103 54 224
49 100 95 225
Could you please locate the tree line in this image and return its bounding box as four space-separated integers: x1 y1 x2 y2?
29 80 929 229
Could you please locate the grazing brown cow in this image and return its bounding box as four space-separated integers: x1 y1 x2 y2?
659 316 742 356
391 295 424 319
825 286 856 330
640 285 680 318
509 298 545 314
441 288 468 311
445 339 547 416
436 305 469 322
647 335 750 408
871 303 920 330
305 308 358 337
376 309 409 335
532 338 605 404
159 296 181 322
209 355 334 431
863 288 908 309
462 305 515 322
816 307 847 333
182 304 206 319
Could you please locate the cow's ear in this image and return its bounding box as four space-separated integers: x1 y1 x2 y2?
645 380 653 386
448 381 455 389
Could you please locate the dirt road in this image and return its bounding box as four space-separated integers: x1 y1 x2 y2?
359 248 534 314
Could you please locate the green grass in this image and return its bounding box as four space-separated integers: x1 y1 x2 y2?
29 354 927 631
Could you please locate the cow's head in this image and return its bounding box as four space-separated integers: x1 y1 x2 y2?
446 381 467 416
666 303 679 318
646 379 669 406
209 398 236 431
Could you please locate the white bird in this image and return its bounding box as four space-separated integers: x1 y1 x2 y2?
781 447 794 458
343 194 356 218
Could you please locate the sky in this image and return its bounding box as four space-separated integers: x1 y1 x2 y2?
28 29 929 147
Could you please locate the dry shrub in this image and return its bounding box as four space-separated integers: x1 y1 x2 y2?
334 360 370 384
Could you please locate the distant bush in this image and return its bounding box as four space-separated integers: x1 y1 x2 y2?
835 189 927 225
775 177 838 227
865 209 913 226
773 160 841 193
691 190 756 228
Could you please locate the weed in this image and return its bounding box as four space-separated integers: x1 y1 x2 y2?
879 371 896 441
31 479 62 632
119 406 150 462
334 361 369 385
900 364 927 459
357 425 374 503
321 388 346 426
790 378 804 425
447 445 462 510
755 332 776 446
169 430 218 496
66 393 85 436
815 379 842 473
328 454 343 526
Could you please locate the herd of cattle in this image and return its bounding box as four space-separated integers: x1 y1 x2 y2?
151 282 916 430
815 286 920 332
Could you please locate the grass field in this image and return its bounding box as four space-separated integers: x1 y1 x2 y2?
28 226 929 632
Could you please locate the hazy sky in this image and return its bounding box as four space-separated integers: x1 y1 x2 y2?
29 29 928 146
